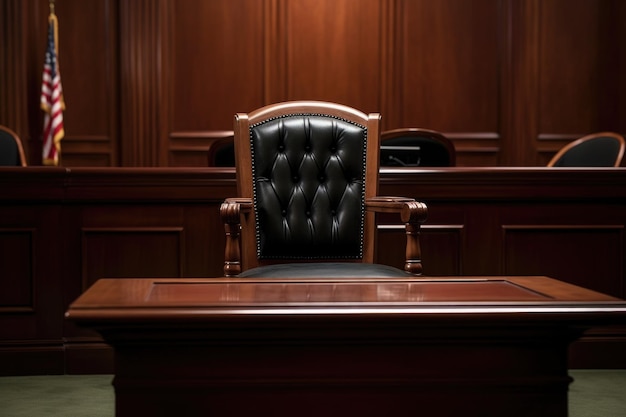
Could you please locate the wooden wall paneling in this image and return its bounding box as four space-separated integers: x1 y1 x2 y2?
263 0 288 104
500 0 540 166
538 0 611 133
167 0 266 166
0 0 50 165
392 0 502 166
0 0 29 159
0 168 66 375
0 207 65 375
55 0 119 167
168 131 234 167
0 228 35 310
618 0 626 136
119 0 169 167
536 0 620 160
502 225 623 298
170 0 266 130
282 0 383 112
378 0 395 129
376 224 464 276
2 167 626 372
81 227 185 288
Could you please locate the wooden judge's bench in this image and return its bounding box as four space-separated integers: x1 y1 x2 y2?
1 167 626 375
66 276 626 417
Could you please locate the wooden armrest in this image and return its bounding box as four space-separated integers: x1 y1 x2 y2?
366 196 428 276
222 198 253 216
220 198 253 277
366 196 427 223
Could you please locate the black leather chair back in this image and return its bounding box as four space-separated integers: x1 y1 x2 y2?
0 127 25 166
550 136 623 167
380 128 455 167
250 114 366 259
381 135 451 166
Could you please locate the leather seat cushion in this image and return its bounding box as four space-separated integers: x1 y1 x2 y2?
238 262 412 278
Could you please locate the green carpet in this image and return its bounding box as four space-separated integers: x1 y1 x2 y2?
0 371 624 416
0 375 114 417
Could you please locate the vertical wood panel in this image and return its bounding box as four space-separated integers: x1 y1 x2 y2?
55 0 118 167
0 1 28 143
0 230 34 308
283 0 383 112
619 0 626 135
538 0 617 136
0 0 40 163
392 0 502 166
170 0 266 132
119 0 168 166
503 226 623 297
395 0 500 131
1 0 625 167
504 0 540 166
81 228 184 289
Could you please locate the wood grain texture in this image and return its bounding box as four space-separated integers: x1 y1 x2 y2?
3 164 626 373
1 0 624 167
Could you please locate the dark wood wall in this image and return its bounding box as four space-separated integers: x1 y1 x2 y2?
1 0 624 167
1 167 626 374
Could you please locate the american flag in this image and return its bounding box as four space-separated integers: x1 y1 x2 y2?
40 11 65 166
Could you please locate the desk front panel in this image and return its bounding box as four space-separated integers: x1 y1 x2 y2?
66 277 626 417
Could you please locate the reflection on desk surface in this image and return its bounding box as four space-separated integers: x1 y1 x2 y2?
148 280 549 303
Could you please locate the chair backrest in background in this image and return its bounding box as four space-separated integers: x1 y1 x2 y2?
380 128 455 167
0 125 27 166
547 132 625 167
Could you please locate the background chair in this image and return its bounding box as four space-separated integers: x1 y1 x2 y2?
0 125 27 166
380 128 455 167
221 101 428 278
206 131 235 166
547 132 625 167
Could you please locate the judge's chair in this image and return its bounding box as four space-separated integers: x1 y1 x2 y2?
380 128 455 167
547 132 625 167
0 125 27 166
220 101 428 278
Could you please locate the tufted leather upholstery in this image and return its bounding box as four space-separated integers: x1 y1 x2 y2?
251 115 366 259
221 101 428 278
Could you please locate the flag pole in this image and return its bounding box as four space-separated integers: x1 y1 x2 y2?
41 0 65 166
49 0 59 58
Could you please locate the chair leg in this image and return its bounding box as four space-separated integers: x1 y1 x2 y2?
221 201 243 277
404 222 423 275
402 201 428 275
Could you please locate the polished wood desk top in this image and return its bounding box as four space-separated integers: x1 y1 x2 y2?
66 276 626 325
